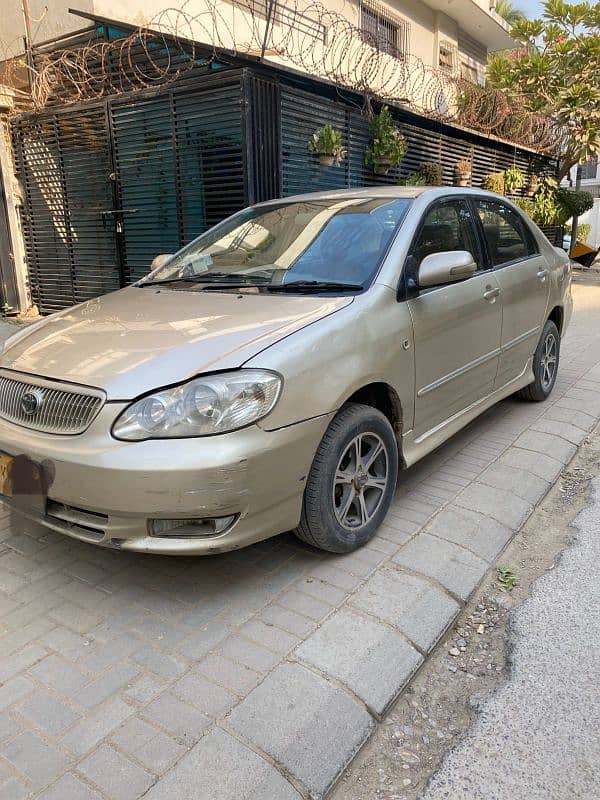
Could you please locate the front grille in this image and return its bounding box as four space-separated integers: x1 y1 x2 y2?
0 371 105 434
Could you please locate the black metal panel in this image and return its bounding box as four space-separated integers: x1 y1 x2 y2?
110 74 247 284
12 107 118 313
110 96 180 284
246 76 281 203
281 88 349 196
174 81 246 237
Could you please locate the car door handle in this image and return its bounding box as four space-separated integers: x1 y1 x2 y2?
537 269 549 282
483 286 501 302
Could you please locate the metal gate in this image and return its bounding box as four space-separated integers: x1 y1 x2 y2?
12 71 248 312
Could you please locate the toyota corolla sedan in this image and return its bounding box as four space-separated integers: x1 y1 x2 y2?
0 187 572 555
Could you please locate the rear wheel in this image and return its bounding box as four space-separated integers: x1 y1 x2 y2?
517 319 560 402
295 403 398 553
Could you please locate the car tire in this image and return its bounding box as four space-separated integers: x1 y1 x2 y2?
517 319 560 402
294 403 399 553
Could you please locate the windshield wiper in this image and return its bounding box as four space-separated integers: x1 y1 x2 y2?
265 281 364 293
138 273 269 288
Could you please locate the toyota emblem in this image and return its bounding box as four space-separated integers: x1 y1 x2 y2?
21 389 44 416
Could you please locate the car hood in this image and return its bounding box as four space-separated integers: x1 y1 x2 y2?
1 286 353 399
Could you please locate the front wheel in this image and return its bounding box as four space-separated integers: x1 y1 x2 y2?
517 319 560 402
295 403 398 553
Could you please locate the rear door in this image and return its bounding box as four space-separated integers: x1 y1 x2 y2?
407 198 503 439
473 198 550 388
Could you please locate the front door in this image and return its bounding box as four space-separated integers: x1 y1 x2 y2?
407 199 503 440
473 198 550 388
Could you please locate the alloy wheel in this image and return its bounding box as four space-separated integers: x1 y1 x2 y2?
332 432 389 530
540 331 558 391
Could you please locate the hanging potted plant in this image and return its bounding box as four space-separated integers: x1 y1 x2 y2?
417 161 443 186
454 158 472 187
482 171 506 194
365 106 408 176
504 165 525 195
308 125 346 167
527 174 540 197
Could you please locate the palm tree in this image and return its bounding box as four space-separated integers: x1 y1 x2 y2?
493 0 526 25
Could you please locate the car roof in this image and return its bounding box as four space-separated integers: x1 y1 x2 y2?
255 186 500 207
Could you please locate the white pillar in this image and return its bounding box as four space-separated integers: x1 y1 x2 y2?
0 85 31 314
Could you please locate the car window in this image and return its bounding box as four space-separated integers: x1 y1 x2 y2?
410 200 483 270
475 199 537 267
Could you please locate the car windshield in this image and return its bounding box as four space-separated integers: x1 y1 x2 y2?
140 197 411 290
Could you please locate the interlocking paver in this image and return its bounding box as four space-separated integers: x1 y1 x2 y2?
29 654 88 693
0 675 34 711
37 773 104 800
171 671 238 716
296 609 422 717
0 778 29 800
195 654 262 695
350 567 460 652
143 727 302 799
258 604 316 637
279 589 336 622
77 744 154 800
0 731 70 786
18 690 82 736
427 505 513 563
141 693 210 743
228 662 373 798
393 533 488 601
0 713 20 742
499 447 565 482
514 429 577 463
455 481 531 529
175 621 229 661
62 697 134 756
74 663 139 709
111 717 186 775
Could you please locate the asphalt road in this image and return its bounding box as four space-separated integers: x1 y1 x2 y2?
422 473 600 800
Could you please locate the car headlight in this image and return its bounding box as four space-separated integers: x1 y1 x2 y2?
112 370 282 441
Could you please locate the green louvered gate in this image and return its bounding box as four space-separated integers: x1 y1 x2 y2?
12 71 250 312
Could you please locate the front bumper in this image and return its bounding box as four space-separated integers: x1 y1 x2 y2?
0 405 332 554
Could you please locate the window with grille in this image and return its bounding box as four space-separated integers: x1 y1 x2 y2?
460 61 478 82
360 1 409 60
581 157 598 181
439 43 455 72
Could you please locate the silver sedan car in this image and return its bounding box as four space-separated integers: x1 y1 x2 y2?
0 187 572 555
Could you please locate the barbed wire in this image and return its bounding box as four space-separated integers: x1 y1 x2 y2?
5 0 561 153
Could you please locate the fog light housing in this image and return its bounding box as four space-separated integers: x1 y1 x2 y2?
148 515 236 538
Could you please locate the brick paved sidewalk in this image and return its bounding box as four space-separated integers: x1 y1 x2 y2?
0 279 599 800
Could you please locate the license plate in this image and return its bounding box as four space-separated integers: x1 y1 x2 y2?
0 453 13 497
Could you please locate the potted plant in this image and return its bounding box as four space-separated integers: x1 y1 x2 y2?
454 158 472 186
527 174 540 197
504 165 525 194
482 172 506 194
397 172 426 186
308 125 346 167
365 106 408 175
417 161 443 186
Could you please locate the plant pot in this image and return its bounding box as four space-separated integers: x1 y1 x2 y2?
527 177 539 197
455 173 471 187
374 159 392 176
318 153 336 167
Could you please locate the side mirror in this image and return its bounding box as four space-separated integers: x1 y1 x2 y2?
418 251 477 288
150 253 174 272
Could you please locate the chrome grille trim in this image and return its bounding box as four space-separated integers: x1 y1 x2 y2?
0 370 105 434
